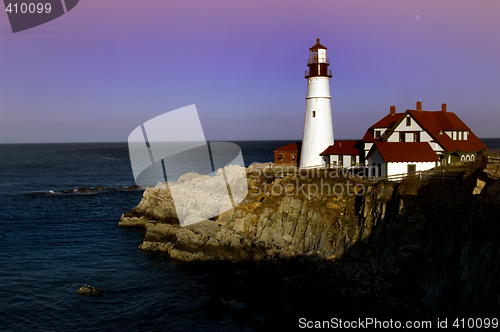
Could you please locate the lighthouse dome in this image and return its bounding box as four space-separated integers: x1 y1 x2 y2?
309 38 327 50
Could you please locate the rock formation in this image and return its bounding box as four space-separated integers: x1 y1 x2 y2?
120 157 500 318
77 285 102 297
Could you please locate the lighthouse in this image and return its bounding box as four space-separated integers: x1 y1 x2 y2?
300 38 334 168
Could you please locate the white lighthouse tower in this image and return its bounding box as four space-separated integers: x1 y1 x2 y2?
300 38 334 168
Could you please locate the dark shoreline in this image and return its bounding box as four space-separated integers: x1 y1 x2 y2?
196 259 425 330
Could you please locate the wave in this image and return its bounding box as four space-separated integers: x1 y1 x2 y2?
40 185 144 196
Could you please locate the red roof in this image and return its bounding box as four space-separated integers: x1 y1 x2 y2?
273 142 299 152
320 140 362 156
407 110 488 153
362 113 403 141
371 142 439 162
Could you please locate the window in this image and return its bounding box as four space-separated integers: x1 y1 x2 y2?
291 154 295 162
338 155 343 166
351 155 357 165
406 117 411 126
414 132 420 142
407 164 416 174
312 111 316 117
278 153 283 160
399 132 405 142
375 130 381 138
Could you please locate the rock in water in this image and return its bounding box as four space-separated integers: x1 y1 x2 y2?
77 285 102 297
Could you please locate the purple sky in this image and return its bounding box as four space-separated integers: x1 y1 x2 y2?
1 0 499 143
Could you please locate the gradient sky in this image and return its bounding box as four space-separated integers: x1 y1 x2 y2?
1 0 499 143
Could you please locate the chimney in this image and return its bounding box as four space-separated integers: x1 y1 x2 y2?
390 106 396 116
416 100 422 112
442 103 447 113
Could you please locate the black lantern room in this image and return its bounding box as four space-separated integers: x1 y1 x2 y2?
305 38 332 78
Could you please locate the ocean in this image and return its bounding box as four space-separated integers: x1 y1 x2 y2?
0 139 498 331
0 141 294 332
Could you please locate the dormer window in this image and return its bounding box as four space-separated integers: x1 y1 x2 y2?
375 130 381 138
406 117 411 126
414 132 420 142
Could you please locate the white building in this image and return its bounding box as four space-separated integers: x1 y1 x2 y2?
366 142 439 177
362 101 488 167
317 100 488 178
300 38 334 168
320 140 362 167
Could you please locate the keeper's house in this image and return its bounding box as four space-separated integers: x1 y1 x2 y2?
362 101 488 165
359 101 488 177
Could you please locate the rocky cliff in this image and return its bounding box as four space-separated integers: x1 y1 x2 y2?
120 165 368 263
120 158 500 319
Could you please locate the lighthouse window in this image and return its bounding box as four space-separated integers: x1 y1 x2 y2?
312 111 316 117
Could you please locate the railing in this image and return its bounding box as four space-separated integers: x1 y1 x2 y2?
298 164 359 170
258 163 470 185
357 169 464 184
307 58 330 65
296 164 465 184
305 69 333 77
